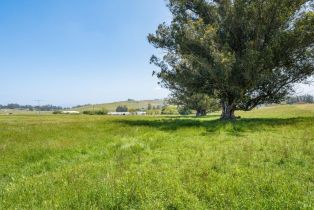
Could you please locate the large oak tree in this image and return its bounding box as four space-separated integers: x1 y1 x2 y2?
148 0 314 119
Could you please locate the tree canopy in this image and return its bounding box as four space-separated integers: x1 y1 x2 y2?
148 0 314 119
116 105 128 112
169 90 220 116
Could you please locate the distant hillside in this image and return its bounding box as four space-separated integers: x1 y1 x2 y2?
72 99 165 112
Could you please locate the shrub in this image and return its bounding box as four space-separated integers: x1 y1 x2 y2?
116 105 128 112
82 110 108 115
146 109 162 115
178 106 192 115
161 106 178 115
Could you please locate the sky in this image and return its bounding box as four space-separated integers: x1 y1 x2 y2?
0 0 313 107
0 0 171 106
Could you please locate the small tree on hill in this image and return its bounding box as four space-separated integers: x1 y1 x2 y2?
116 105 128 112
147 103 152 110
149 0 314 120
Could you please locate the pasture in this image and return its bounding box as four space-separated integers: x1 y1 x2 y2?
0 105 313 209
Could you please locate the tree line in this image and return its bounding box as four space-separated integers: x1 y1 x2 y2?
287 94 314 104
0 104 64 111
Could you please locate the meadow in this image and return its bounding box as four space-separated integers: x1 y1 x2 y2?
0 104 313 209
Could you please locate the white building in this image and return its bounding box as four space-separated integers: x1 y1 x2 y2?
135 111 146 115
61 111 80 114
108 112 131 116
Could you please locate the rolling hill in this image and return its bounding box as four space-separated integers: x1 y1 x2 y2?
72 99 165 112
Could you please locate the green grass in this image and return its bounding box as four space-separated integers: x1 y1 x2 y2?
0 104 313 209
73 99 164 112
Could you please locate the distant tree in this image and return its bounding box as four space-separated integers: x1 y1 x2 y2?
161 105 179 115
146 109 162 115
178 106 193 115
305 95 314 103
116 105 128 112
170 90 220 116
83 109 108 115
7 104 19 109
149 0 314 119
287 94 314 104
0 103 63 111
147 103 152 110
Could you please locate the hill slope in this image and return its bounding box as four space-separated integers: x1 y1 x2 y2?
73 99 165 112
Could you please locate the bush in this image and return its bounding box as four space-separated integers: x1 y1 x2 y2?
53 110 62 114
82 110 108 115
178 106 192 115
83 111 91 115
146 109 162 115
116 105 128 112
161 106 178 115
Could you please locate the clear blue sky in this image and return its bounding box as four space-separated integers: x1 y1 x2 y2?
0 0 171 106
0 1 313 107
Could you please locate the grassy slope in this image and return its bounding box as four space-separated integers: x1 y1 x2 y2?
73 99 164 112
0 104 313 209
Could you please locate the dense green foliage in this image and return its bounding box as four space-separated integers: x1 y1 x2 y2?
177 105 193 115
287 94 314 104
148 0 314 119
161 105 179 115
170 92 220 116
53 110 63 114
146 109 162 115
116 105 129 112
0 105 313 209
82 110 108 115
0 103 63 111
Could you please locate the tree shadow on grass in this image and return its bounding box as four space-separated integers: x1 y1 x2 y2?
160 114 221 119
115 116 314 136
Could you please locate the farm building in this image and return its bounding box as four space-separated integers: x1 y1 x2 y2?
61 111 80 114
108 112 146 116
135 111 146 115
108 112 131 116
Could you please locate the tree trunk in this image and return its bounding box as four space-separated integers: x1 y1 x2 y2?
196 109 206 117
220 102 236 120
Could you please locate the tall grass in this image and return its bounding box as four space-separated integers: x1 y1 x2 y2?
0 104 313 209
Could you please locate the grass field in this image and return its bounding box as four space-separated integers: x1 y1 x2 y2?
0 104 313 209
